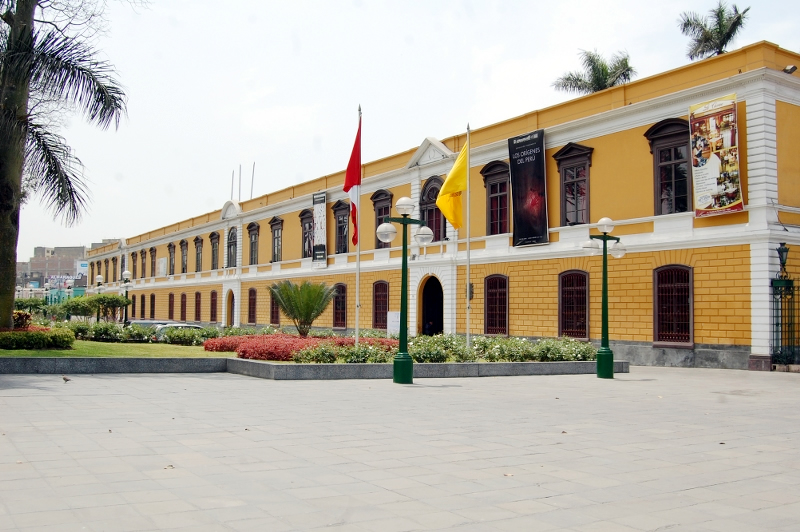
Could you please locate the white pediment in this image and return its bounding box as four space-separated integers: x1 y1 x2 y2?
221 200 241 220
407 137 454 168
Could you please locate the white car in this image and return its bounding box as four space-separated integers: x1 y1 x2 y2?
153 323 204 340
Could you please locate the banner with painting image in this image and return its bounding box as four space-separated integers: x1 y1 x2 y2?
689 94 742 217
508 129 548 246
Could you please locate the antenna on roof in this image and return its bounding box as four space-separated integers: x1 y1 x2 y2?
250 162 255 200
238 164 242 202
230 170 234 200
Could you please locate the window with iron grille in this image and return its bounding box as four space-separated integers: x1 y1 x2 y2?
111 257 118 282
194 236 203 272
373 281 389 329
131 296 136 318
654 265 693 346
168 293 174 320
371 190 393 249
269 217 283 262
300 209 314 259
180 240 188 274
553 143 593 227
210 291 218 322
149 294 155 319
484 275 508 335
481 161 510 236
419 177 445 242
210 233 219 270
167 243 175 276
333 284 346 328
131 252 137 279
227 227 237 267
559 270 588 339
180 293 187 322
332 201 350 254
140 251 146 279
644 119 692 215
140 294 145 319
247 222 259 265
270 293 280 325
248 288 257 324
194 292 201 322
149 247 156 277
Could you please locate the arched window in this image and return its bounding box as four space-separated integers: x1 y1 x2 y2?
180 240 188 274
247 222 260 265
333 284 347 329
131 252 137 279
168 293 175 320
209 232 220 270
90 262 95 281
140 250 146 279
332 201 350 254
373 281 389 329
194 292 201 322
481 161 510 235
559 270 589 339
111 257 118 282
553 143 593 226
227 227 237 267
420 177 445 242
149 247 157 277
167 243 175 276
140 294 145 319
485 275 508 335
371 190 393 249
194 236 203 272
299 209 314 259
149 294 155 319
644 119 692 215
104 259 109 282
654 265 693 346
248 288 257 324
131 295 136 318
210 291 218 322
269 217 283 263
180 293 187 322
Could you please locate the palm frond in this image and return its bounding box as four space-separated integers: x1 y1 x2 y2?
270 281 336 336
552 71 592 94
24 119 89 225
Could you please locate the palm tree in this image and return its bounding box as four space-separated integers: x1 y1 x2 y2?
679 1 750 60
553 50 636 95
0 0 126 328
269 280 337 337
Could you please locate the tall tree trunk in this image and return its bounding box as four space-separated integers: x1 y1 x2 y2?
0 1 36 328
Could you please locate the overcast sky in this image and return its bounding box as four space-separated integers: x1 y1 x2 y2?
16 0 799 259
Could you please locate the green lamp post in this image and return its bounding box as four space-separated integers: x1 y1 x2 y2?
376 196 434 384
582 217 626 379
95 274 104 322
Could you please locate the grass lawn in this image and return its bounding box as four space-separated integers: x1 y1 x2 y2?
0 340 236 358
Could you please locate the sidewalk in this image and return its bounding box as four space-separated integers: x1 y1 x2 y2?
1 367 799 531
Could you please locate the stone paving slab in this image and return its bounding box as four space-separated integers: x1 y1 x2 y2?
1 368 799 531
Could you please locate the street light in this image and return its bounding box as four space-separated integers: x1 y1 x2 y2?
376 196 434 384
582 217 626 379
95 274 104 322
44 282 51 305
121 270 132 326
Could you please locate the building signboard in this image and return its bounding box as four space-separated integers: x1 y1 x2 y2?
312 192 327 268
689 94 743 217
508 129 549 246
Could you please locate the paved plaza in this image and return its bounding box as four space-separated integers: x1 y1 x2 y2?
1 367 799 531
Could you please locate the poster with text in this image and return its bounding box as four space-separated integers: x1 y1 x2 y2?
312 192 327 268
508 129 548 246
689 94 742 217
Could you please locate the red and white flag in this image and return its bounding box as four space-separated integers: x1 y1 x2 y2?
343 112 361 245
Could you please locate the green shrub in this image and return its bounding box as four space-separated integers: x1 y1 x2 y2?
293 342 340 363
48 329 76 348
123 324 155 343
199 327 220 340
408 335 449 363
0 329 75 349
162 328 204 346
90 322 123 342
44 303 67 321
358 328 399 340
222 326 259 337
532 337 597 361
12 310 32 329
66 321 92 340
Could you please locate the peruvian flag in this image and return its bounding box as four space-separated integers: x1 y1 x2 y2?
343 112 361 245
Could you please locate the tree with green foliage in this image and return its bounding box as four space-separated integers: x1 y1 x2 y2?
269 280 336 337
93 294 130 322
61 295 96 321
679 1 750 60
553 50 636 95
13 296 44 314
0 0 127 329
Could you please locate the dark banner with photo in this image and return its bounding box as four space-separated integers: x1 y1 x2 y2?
689 94 742 217
508 129 548 246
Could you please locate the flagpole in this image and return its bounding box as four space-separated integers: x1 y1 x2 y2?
465 125 471 349
354 106 362 346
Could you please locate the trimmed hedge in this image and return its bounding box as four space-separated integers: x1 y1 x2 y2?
0 328 75 350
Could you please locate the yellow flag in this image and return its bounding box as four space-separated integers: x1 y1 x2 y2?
436 142 468 229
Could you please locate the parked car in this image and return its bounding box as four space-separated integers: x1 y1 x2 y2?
153 323 204 340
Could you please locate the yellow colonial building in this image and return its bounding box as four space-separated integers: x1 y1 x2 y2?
88 41 800 370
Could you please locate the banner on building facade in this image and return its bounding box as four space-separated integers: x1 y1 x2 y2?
508 129 548 246
689 94 742 218
312 192 327 268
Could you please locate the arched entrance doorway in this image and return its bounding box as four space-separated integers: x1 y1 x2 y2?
226 291 235 327
420 276 443 335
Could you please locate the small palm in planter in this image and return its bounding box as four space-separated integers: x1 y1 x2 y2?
269 281 336 337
